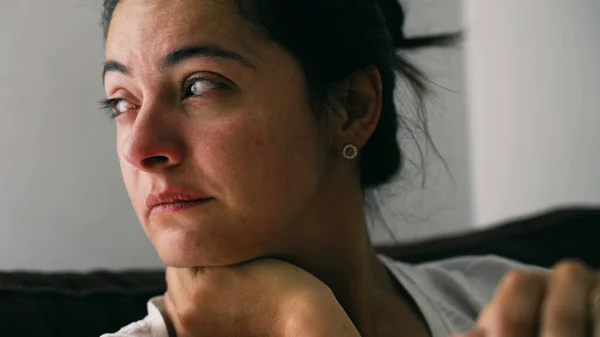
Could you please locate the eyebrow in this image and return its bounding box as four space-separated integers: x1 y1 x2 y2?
162 45 255 70
103 61 129 80
102 44 254 80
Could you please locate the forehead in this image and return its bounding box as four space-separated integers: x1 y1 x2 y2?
105 0 259 65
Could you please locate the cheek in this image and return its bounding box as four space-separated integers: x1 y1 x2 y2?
194 109 322 218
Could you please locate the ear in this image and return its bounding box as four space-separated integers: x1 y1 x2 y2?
332 66 382 153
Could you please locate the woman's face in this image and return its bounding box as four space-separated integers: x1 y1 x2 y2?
104 0 334 267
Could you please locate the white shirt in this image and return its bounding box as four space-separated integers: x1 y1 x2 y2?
102 255 541 337
100 297 169 337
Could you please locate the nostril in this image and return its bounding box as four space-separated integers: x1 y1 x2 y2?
142 155 169 167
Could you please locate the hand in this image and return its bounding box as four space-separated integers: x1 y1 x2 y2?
163 258 361 337
456 260 599 337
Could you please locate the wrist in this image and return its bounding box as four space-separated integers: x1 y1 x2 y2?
282 289 361 337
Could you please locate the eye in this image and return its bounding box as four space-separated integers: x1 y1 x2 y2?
182 77 226 99
114 100 135 114
99 98 137 119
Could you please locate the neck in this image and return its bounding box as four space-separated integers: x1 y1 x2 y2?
279 182 429 337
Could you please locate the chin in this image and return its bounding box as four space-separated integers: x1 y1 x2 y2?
151 227 263 268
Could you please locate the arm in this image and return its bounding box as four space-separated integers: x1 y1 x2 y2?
163 259 361 337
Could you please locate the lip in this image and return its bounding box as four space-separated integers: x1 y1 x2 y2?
146 189 214 216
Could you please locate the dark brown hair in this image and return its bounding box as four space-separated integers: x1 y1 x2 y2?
102 0 457 189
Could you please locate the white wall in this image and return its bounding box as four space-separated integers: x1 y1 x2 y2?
0 0 163 271
369 0 471 243
464 0 600 227
1 0 597 271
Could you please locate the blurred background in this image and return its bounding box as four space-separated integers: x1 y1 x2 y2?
0 0 598 271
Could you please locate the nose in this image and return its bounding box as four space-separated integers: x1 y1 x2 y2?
121 104 185 173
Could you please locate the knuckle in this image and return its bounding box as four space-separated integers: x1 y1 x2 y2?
189 268 234 301
198 267 225 281
177 305 199 327
190 285 211 303
188 277 214 301
552 260 588 281
500 269 535 290
553 259 586 273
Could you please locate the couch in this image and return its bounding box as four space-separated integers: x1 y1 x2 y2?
0 207 598 337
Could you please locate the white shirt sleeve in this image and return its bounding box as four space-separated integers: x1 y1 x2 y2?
100 296 170 337
379 254 547 337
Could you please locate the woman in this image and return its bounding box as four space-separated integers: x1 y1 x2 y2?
100 0 600 336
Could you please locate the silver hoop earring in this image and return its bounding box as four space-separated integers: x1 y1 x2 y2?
343 144 359 160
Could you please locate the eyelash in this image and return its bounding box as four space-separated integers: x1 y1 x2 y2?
99 77 227 119
98 98 131 119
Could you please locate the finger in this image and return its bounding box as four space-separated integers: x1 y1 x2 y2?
165 267 199 311
165 267 183 295
166 267 204 291
589 274 600 337
164 268 185 314
163 291 185 337
164 269 210 336
477 270 546 337
540 260 594 337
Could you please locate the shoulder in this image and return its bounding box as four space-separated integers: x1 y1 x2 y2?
379 254 546 335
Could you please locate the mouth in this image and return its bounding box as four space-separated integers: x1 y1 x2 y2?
149 198 214 216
